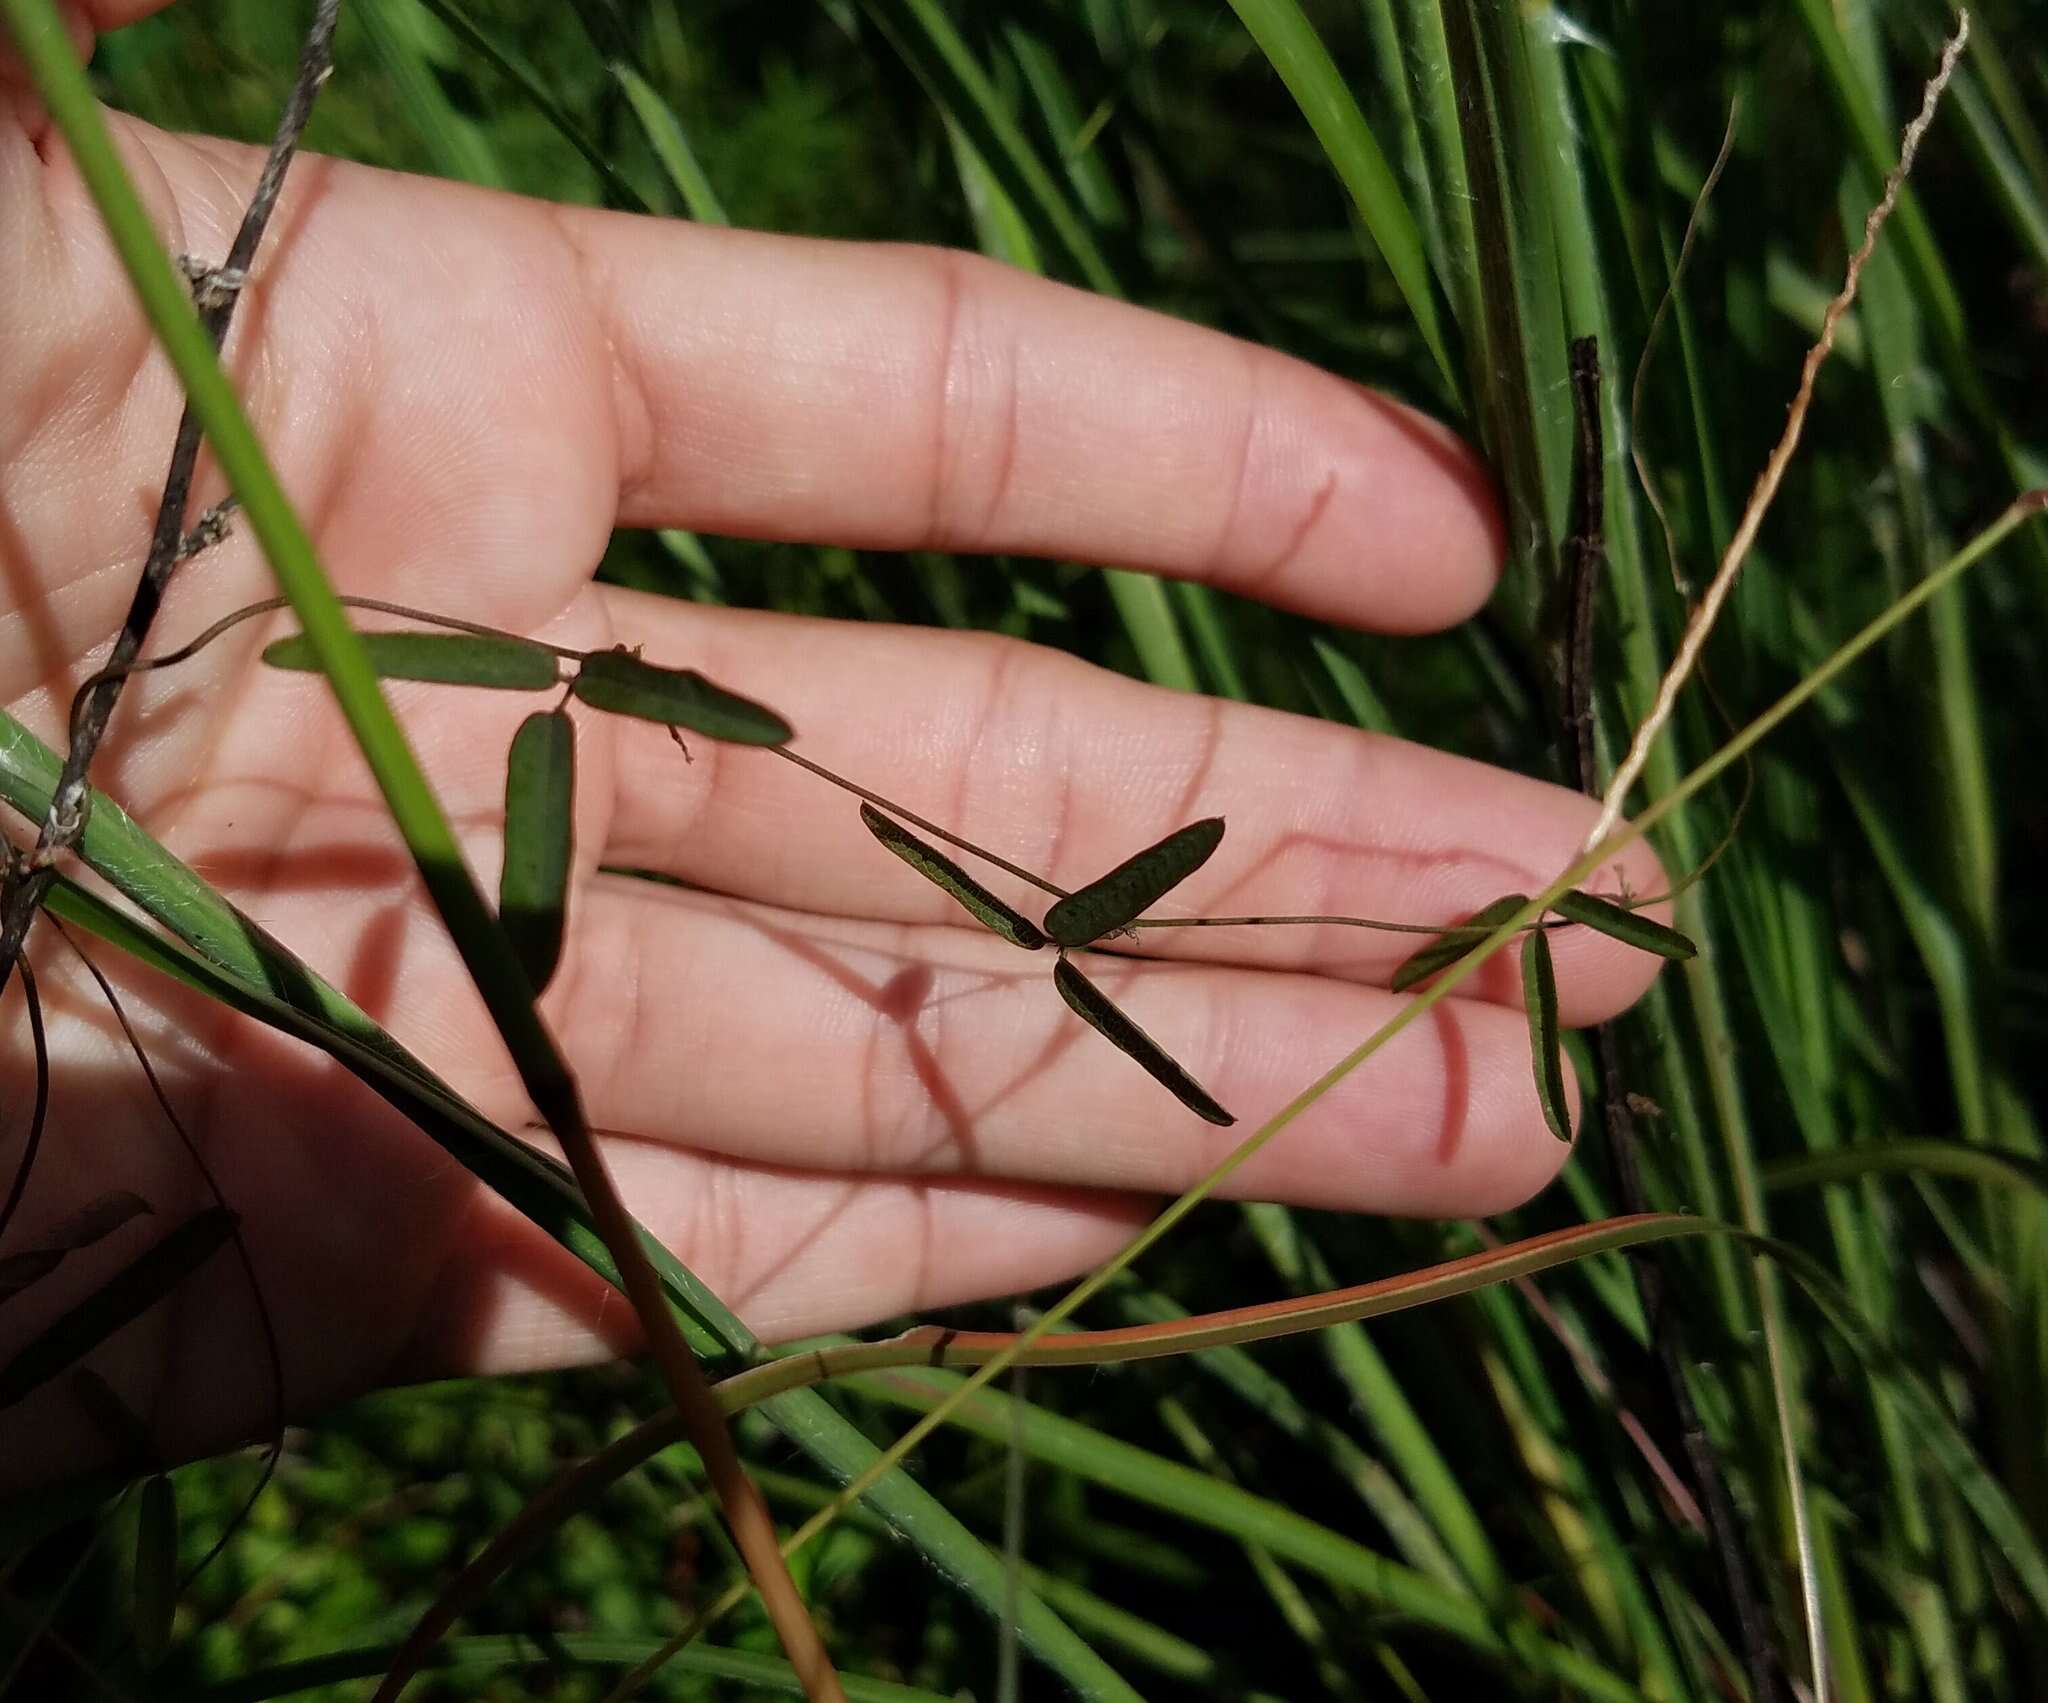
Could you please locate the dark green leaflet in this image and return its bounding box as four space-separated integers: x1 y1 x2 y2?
135 1473 176 1666
0 1208 238 1412
262 631 561 690
71 1368 157 1464
1552 889 1697 960
1389 893 1530 992
570 647 793 746
501 711 576 994
860 804 1046 949
1521 932 1572 1143
1044 817 1226 948
0 1189 154 1300
0 1250 62 1302
1054 956 1234 1126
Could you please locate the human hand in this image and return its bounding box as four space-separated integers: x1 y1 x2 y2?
1 4 1667 1484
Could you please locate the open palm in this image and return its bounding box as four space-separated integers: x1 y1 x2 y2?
0 4 1667 1486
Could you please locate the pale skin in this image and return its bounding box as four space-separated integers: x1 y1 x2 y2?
0 2 1668 1490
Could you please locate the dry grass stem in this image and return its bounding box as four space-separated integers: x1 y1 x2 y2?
1586 12 1970 854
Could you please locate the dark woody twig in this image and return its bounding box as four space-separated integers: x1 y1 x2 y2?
1561 339 1604 798
0 0 341 999
1560 337 1783 1703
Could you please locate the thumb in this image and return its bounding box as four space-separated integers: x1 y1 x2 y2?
2 3 179 131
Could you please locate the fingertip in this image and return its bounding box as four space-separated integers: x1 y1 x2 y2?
1226 369 1505 634
1458 1014 1582 1215
1546 832 1685 1024
1344 393 1507 632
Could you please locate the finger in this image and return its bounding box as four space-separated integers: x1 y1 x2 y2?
0 939 1149 1484
20 1151 1146 1484
397 1148 1151 1380
546 877 1579 1219
559 210 1503 632
593 588 1670 1027
26 138 1496 637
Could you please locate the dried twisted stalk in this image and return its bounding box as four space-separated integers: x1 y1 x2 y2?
0 2 340 996
1584 13 1971 855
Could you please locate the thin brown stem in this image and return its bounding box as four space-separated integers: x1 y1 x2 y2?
1561 335 1605 794
1631 94 1740 600
1586 14 1970 851
1561 338 1783 1702
773 746 1069 898
0 0 342 1000
0 951 49 1249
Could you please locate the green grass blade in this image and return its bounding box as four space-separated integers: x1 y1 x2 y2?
164 1633 958 1702
133 1473 176 1668
1764 1140 2048 1198
943 111 1042 269
858 0 1120 295
863 5 1201 694
410 0 651 212
353 0 504 188
1112 1273 1470 1594
1236 1205 1515 1609
1763 1234 2048 1623
613 59 729 224
1000 22 1126 229
501 710 576 994
859 804 1046 949
846 1365 1647 1702
261 630 562 690
1789 0 2048 603
1938 30 2048 269
1357 0 1447 290
1433 0 1570 634
1221 0 1458 396
1150 1392 1364 1700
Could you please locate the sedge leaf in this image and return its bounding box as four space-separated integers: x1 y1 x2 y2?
1552 889 1697 960
262 631 560 690
1054 956 1234 1126
571 647 793 746
860 804 1045 949
1389 894 1529 992
135 1472 176 1667
0 1208 237 1412
1044 818 1225 948
501 710 575 993
1521 932 1572 1143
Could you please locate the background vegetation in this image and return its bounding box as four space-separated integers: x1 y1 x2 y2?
6 0 2045 1697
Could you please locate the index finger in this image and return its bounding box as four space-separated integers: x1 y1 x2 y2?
558 213 1503 634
